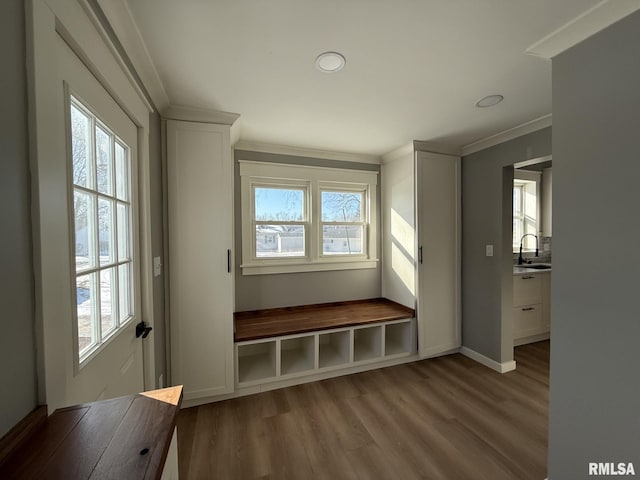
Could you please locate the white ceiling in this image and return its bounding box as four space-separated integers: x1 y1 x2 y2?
125 0 601 156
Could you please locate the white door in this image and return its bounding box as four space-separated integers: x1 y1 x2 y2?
416 151 461 358
42 34 145 407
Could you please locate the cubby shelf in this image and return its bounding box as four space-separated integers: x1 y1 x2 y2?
236 318 415 387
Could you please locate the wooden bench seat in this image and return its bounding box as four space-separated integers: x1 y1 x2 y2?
0 386 183 480
234 298 415 342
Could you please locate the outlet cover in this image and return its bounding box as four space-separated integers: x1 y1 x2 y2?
485 245 494 257
153 256 162 277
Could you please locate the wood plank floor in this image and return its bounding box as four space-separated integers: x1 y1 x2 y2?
177 341 549 480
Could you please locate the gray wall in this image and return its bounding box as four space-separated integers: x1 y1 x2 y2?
234 150 381 311
148 111 166 386
0 0 38 436
548 11 640 479
462 127 551 363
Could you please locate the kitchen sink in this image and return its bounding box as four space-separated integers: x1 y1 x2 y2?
521 264 551 270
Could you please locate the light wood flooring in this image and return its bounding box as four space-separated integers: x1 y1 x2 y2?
177 341 550 480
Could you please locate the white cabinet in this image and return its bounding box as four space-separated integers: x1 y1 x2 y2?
382 149 461 359
513 272 550 344
166 120 234 401
236 319 415 386
416 151 461 357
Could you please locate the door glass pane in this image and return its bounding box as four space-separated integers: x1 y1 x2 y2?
77 273 97 355
118 263 132 322
95 125 113 195
70 103 93 188
321 191 363 222
74 190 96 272
254 187 304 221
322 225 363 255
115 141 129 201
100 268 117 337
98 198 115 265
256 225 304 257
117 202 130 261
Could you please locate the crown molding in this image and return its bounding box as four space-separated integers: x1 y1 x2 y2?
234 140 382 165
381 142 414 164
164 104 240 126
526 0 640 59
461 114 552 157
413 141 461 157
96 0 169 111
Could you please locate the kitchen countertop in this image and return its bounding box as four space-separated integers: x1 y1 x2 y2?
513 264 552 275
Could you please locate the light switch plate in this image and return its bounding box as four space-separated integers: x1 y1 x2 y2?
153 256 162 277
485 245 494 257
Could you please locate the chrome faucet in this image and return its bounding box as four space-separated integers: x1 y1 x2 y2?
518 233 538 265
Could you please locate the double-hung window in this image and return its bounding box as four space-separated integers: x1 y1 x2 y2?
320 187 366 256
240 161 378 275
70 97 135 363
253 184 308 258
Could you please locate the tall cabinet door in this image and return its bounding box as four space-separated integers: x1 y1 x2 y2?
416 151 461 358
166 120 234 401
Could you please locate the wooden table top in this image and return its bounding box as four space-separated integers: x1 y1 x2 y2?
234 298 415 342
0 386 183 480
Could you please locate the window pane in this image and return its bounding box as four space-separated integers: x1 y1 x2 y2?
254 187 303 221
98 198 115 265
95 125 113 195
100 268 117 337
77 273 97 355
70 103 93 188
117 202 130 261
321 191 363 222
256 225 304 257
115 141 129 201
118 263 132 323
74 190 96 272
322 225 363 255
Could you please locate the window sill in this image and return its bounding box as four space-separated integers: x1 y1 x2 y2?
241 259 379 275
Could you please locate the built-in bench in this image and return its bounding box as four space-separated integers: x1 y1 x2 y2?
233 298 417 388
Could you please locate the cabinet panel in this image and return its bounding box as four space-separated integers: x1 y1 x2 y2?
167 120 234 400
416 152 461 357
513 305 543 338
513 274 542 307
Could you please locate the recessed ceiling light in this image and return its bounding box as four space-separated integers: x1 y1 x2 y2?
475 94 504 108
315 52 346 73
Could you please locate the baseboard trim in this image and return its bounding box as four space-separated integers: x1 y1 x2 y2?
460 346 517 373
182 354 420 408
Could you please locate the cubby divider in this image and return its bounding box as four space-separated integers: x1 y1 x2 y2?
319 330 351 368
281 335 316 376
384 321 413 356
353 326 383 362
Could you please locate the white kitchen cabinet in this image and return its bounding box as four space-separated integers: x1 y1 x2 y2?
166 120 234 401
513 271 550 344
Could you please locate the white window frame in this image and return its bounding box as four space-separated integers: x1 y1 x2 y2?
240 161 378 275
513 170 541 252
319 184 368 259
67 94 139 367
251 180 310 260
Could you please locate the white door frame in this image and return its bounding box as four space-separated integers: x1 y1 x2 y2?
26 0 155 412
